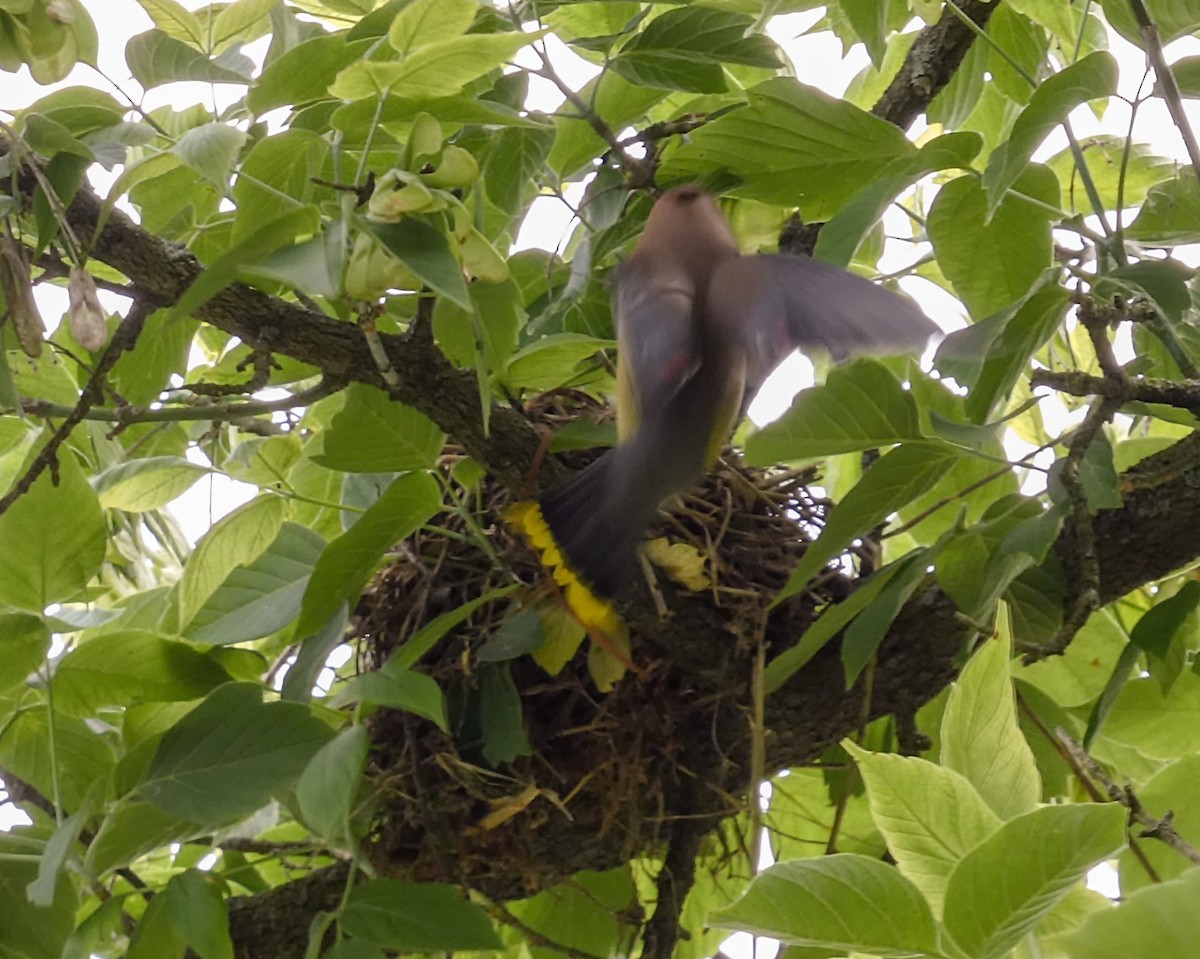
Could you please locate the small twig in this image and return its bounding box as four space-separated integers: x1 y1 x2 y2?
1057 727 1200 868
747 614 768 869
1037 396 1120 657
1128 0 1200 184
17 378 340 426
1018 694 1161 878
1030 368 1200 409
0 298 151 518
189 332 280 396
531 51 654 187
637 550 671 619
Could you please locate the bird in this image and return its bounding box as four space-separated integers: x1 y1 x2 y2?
506 185 938 631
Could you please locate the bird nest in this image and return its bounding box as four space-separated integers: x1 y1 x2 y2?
350 399 838 898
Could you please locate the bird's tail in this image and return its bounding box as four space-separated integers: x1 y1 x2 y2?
506 446 660 632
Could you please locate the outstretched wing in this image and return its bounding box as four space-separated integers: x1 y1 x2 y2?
708 254 940 406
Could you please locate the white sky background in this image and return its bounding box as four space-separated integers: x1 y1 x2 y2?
3 0 1190 898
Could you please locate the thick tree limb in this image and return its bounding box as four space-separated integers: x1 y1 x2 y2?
0 152 546 490
871 0 999 128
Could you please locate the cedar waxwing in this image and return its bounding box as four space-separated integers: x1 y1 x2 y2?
507 186 938 630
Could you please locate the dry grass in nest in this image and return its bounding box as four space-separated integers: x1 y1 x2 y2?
349 401 838 896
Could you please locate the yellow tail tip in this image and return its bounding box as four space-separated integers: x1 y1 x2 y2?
504 500 622 636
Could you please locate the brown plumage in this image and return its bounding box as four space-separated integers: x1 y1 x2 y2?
513 186 939 612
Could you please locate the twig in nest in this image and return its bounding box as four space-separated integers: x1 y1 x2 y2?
638 549 671 619
1057 727 1200 867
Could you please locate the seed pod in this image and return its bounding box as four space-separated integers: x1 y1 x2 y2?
0 235 45 358
68 265 108 351
422 146 480 189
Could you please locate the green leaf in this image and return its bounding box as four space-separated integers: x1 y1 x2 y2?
332 664 448 732
85 799 205 875
936 284 1070 423
1104 670 1200 759
0 447 106 610
776 443 959 605
389 585 517 671
341 878 501 950
986 5 1044 104
623 6 781 68
1062 866 1200 959
841 0 888 65
548 72 662 179
26 806 86 907
316 383 446 473
185 522 325 644
1130 580 1200 661
362 217 471 310
983 52 1117 217
244 226 343 298
330 30 545 101
1101 0 1200 44
845 744 1001 918
0 613 50 693
171 121 246 188
110 311 194 405
177 495 287 626
711 854 939 955
765 560 915 692
1128 174 1200 246
483 124 556 213
842 549 933 686
171 206 320 322
296 472 441 637
942 803 1127 959
928 166 1058 319
387 0 475 55
477 608 545 663
941 634 1041 819
0 831 78 959
503 333 613 393
276 603 346 704
93 455 208 511
481 661 531 765
247 34 373 115
296 724 370 841
507 870 634 959
813 173 917 269
159 869 234 959
54 631 232 714
126 29 250 88
1116 754 1200 892
231 129 329 243
1047 135 1176 212
746 358 924 464
665 77 918 217
141 682 335 824
136 0 204 46
211 0 277 47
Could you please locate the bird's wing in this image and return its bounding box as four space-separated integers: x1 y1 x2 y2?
613 257 704 439
709 253 940 404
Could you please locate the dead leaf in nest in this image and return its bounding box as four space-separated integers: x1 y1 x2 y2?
644 537 711 591
587 618 631 692
533 603 586 677
475 782 540 831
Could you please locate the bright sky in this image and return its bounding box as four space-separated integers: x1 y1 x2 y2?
3 0 1188 899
